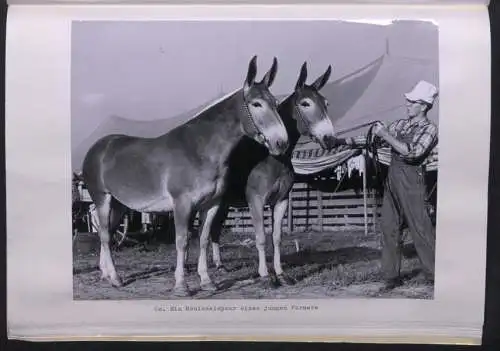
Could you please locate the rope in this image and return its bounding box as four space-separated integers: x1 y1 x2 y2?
333 168 348 193
365 122 383 188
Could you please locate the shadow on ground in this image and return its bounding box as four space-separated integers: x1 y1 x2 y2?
73 230 432 300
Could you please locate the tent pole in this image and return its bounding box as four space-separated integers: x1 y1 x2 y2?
362 153 368 236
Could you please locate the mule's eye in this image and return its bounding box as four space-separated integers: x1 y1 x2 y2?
252 101 262 108
301 101 311 107
325 100 329 107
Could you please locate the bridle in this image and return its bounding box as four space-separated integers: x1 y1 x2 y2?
293 101 311 136
291 93 328 141
240 90 278 148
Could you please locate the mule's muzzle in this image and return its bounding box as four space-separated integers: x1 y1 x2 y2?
264 137 289 156
255 129 289 156
274 138 290 155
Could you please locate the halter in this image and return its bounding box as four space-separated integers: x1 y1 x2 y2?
293 100 312 135
240 91 274 146
291 90 329 139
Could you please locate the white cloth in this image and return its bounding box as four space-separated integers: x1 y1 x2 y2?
141 212 152 224
347 154 365 177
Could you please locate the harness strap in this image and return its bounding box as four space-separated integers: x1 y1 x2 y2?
240 90 281 144
292 98 312 134
240 97 264 140
365 121 383 192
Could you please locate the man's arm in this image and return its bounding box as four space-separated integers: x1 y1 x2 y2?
378 123 438 161
335 135 366 147
376 129 411 154
401 124 438 161
336 120 402 148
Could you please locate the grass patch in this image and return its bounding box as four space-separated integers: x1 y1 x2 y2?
73 229 433 300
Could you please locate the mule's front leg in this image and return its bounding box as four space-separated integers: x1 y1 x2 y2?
273 198 295 286
209 203 229 272
97 194 122 287
249 199 272 281
212 242 223 269
173 201 192 297
198 205 220 291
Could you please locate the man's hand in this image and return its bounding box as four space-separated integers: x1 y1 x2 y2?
372 121 387 137
372 121 410 156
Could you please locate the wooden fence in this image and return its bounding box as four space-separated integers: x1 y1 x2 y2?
215 182 382 234
76 180 383 235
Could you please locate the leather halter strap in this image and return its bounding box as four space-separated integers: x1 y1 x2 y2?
292 100 311 135
240 90 277 144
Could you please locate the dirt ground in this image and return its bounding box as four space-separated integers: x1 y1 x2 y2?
73 229 434 300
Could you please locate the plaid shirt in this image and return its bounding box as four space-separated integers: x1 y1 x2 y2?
352 118 438 162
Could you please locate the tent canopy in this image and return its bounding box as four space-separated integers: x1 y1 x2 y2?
72 22 439 176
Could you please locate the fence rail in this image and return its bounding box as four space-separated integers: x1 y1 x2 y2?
216 183 382 233
76 181 382 234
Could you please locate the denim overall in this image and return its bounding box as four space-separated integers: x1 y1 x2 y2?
380 122 436 280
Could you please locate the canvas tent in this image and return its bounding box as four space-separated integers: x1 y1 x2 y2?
73 28 439 176
73 30 439 184
72 99 218 172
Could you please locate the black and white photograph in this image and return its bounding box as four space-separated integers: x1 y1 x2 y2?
71 19 439 301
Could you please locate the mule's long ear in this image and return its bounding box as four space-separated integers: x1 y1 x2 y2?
311 65 332 91
295 61 308 91
261 57 278 87
244 55 258 94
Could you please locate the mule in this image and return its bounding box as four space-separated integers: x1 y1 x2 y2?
81 56 289 296
205 62 338 287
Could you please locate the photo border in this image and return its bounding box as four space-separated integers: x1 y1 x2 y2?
5 4 490 344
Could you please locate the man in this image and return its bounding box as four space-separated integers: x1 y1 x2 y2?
338 80 439 290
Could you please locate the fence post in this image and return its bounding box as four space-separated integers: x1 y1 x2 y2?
306 183 310 231
370 190 376 232
288 189 293 233
317 189 323 232
362 155 368 236
235 208 240 233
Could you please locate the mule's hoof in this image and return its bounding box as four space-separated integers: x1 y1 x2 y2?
111 278 123 288
216 265 229 274
277 273 296 286
200 281 218 291
259 275 279 289
172 284 191 297
101 274 123 288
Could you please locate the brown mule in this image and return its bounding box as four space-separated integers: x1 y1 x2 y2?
81 56 289 297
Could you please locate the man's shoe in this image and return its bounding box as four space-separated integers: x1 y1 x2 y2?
419 271 435 285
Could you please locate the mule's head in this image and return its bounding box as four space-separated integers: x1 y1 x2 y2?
240 55 289 156
291 62 337 150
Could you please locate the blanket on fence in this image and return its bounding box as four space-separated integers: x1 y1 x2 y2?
291 143 438 175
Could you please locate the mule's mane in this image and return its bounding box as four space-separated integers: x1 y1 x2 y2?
189 88 241 120
277 92 302 158
277 93 296 122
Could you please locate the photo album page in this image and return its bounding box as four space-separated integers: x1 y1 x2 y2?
5 0 492 345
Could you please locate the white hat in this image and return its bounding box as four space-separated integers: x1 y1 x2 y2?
404 80 438 105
